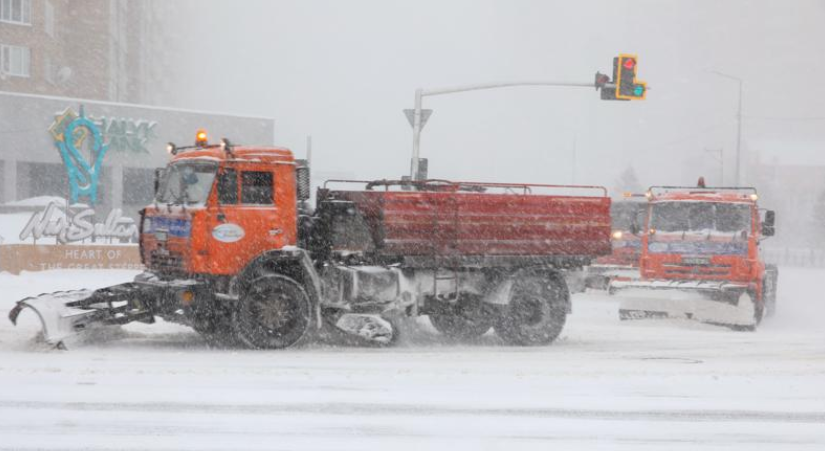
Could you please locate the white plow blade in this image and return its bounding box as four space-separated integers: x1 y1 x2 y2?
692 292 757 328
10 290 103 345
612 278 759 329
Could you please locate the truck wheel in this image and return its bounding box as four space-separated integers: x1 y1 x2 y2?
494 274 568 346
234 275 313 349
763 266 779 318
429 294 494 340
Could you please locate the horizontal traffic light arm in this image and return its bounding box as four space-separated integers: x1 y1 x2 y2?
420 80 602 97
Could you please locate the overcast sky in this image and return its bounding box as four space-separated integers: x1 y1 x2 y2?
151 0 825 188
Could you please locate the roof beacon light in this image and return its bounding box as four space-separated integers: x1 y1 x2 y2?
195 129 208 147
750 193 759 201
697 177 706 188
166 142 177 155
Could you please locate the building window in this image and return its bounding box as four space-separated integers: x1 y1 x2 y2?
17 162 67 200
122 168 156 206
0 0 31 25
1 44 31 77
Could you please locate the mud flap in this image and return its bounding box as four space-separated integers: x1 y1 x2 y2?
8 290 110 346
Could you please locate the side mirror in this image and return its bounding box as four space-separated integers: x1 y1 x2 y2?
762 210 775 237
629 221 640 236
295 160 310 202
153 168 165 196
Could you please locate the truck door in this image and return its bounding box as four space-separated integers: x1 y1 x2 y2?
206 166 288 275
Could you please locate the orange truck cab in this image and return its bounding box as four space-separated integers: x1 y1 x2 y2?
609 183 778 330
142 144 300 277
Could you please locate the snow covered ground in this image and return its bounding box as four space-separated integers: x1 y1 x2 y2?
0 268 823 450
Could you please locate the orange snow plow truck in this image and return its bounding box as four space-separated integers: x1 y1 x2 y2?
609 181 778 330
10 132 612 348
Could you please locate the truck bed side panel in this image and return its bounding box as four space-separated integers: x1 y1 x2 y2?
329 190 611 260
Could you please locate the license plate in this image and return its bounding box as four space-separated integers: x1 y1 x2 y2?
682 256 710 265
155 231 168 241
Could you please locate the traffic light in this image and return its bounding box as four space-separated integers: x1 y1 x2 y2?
616 54 646 100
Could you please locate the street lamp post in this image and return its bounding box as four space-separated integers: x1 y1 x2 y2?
704 147 724 185
709 70 743 185
408 80 599 181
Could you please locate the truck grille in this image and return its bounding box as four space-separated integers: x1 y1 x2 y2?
149 250 186 273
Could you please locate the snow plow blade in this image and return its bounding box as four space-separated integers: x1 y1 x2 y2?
609 279 760 330
8 284 156 346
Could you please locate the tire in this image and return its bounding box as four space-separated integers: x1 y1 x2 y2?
234 275 314 349
428 294 494 340
763 265 779 318
494 273 568 346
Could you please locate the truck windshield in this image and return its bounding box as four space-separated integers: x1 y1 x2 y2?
650 202 752 234
156 160 218 206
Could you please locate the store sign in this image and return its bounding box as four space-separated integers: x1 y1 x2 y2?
50 106 109 205
92 115 157 154
19 203 138 244
0 245 142 274
49 106 159 205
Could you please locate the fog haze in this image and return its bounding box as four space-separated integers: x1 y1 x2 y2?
150 0 825 187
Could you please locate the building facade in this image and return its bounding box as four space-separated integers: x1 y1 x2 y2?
0 91 275 222
1 1 277 239
0 0 153 103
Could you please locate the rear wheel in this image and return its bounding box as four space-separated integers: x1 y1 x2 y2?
234 275 313 349
494 273 568 345
428 293 494 340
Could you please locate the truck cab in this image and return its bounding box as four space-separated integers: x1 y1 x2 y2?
141 135 305 279
610 182 778 329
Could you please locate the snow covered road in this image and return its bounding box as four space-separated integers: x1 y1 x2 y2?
1 268 823 450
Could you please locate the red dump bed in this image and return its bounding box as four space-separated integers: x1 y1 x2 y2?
321 181 611 264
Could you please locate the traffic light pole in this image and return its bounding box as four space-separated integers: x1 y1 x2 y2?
410 80 600 181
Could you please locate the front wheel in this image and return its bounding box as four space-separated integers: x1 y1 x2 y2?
494 273 568 346
234 275 313 349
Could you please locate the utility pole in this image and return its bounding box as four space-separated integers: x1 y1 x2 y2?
710 71 743 185
704 147 724 185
